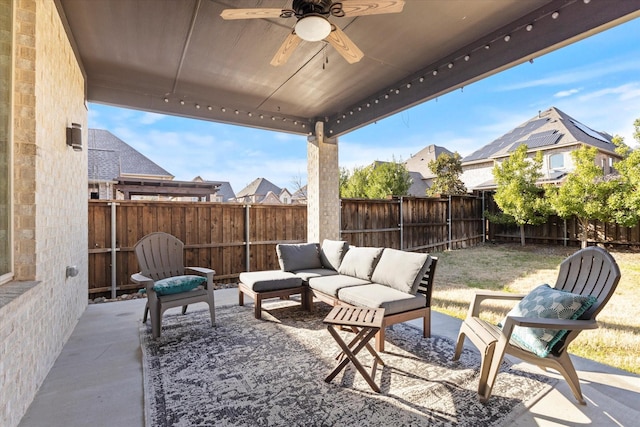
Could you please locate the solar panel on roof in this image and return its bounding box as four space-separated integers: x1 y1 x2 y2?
570 119 610 144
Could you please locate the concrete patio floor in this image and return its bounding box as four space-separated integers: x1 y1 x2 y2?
18 288 640 427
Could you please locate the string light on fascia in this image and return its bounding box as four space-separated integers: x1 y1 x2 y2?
234 110 239 114
395 89 400 94
432 70 438 76
195 104 200 109
221 107 226 112
484 44 490 50
419 77 424 82
464 55 470 62
406 83 412 89
180 100 185 105
163 97 169 103
526 24 533 31
448 62 454 69
504 34 511 42
207 106 212 111
248 112 252 117
259 114 264 119
384 94 389 99
552 11 559 19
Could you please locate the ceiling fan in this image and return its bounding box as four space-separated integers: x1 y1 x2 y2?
220 0 405 66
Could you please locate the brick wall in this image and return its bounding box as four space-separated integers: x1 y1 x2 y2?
1 1 88 426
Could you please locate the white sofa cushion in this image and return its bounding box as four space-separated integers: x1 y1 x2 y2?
320 239 349 270
308 274 371 297
371 248 432 294
338 284 427 315
276 243 322 272
337 246 383 280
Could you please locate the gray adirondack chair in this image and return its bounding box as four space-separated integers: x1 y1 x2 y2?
132 232 216 338
453 246 621 404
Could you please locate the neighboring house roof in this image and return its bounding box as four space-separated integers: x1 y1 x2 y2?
192 176 236 201
88 129 173 180
462 107 617 164
405 145 454 179
88 148 121 182
235 177 281 199
292 185 307 202
214 182 236 202
406 171 428 197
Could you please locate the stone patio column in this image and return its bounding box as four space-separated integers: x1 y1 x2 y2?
307 121 340 243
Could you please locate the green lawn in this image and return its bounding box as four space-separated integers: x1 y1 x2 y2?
431 243 640 375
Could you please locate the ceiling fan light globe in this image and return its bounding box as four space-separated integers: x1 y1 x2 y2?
295 16 331 42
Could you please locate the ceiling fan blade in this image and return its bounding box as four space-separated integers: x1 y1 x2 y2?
270 32 302 66
220 8 284 20
325 25 364 64
340 0 405 16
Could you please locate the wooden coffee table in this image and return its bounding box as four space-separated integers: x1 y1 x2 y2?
323 306 385 393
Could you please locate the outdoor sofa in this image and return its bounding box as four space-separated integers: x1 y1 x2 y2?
239 239 438 351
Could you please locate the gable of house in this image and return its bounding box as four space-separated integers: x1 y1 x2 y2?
235 177 282 203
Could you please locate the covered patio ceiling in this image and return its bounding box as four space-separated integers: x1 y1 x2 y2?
56 0 640 138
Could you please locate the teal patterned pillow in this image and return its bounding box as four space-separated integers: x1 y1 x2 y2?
152 275 206 296
500 284 597 358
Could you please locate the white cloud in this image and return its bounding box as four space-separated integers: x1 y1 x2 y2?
138 112 165 125
554 88 581 98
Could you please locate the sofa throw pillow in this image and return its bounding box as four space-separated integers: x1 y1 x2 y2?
371 248 431 294
276 243 322 272
152 275 206 296
500 284 597 358
320 239 349 271
337 246 384 281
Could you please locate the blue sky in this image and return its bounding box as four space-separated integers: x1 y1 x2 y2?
88 17 640 195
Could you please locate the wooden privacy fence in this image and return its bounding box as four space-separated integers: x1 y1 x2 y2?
484 192 640 247
88 200 307 298
88 195 485 298
340 196 484 252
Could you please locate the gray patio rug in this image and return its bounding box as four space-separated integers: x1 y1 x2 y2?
140 301 555 427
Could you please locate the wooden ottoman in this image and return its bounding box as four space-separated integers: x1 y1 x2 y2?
238 270 306 319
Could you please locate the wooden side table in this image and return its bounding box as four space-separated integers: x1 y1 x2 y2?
323 306 386 393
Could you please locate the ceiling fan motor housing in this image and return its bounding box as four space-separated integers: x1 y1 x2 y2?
291 0 344 18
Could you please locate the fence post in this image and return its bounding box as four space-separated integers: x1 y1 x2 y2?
108 201 119 299
482 191 486 243
399 196 404 250
245 204 251 272
448 195 452 250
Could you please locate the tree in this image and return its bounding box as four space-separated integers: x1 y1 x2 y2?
488 145 551 246
609 118 640 227
426 152 467 196
545 146 616 248
339 159 411 199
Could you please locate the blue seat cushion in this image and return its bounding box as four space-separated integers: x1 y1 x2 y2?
152 275 207 296
500 284 597 357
